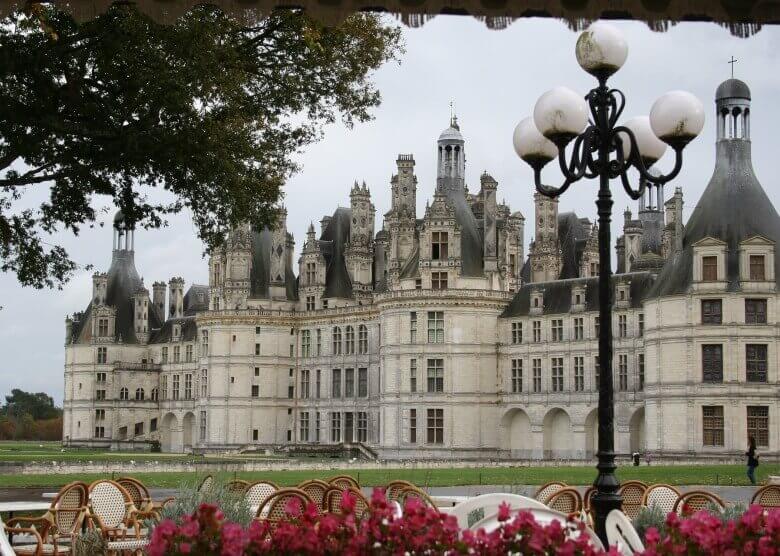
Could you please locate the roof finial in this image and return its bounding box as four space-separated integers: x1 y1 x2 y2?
450 100 459 129
728 55 738 79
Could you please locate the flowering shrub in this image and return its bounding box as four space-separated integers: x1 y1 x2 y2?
643 504 780 556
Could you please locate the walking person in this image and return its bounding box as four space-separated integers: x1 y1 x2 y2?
746 436 759 485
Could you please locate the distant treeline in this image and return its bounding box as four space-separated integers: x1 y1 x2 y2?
0 389 62 441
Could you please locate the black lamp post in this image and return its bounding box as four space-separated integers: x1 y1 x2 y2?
513 21 704 546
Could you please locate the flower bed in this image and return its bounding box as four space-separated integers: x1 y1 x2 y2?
149 488 780 555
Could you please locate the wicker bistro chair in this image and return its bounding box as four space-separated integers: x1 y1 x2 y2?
673 490 726 516
255 489 315 533
198 475 214 494
385 480 417 502
3 519 45 556
751 485 780 510
87 480 155 555
245 481 279 517
6 481 89 554
534 482 567 504
117 477 173 518
606 509 645 556
298 481 330 512
618 481 648 520
641 484 681 516
225 479 251 495
328 475 360 490
325 487 370 518
397 486 439 510
546 487 583 516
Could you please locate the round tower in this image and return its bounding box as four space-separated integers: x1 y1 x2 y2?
436 115 465 189
716 78 750 141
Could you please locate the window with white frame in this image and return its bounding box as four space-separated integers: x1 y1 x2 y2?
345 368 355 397
301 330 311 358
427 311 444 343
332 327 342 355
300 411 310 442
551 357 563 392
410 359 417 392
200 369 207 397
410 312 417 343
574 318 584 340
199 411 207 441
532 321 541 343
301 369 310 398
532 359 542 392
186 345 193 362
618 315 627 338
135 388 145 401
358 325 368 354
618 354 628 391
511 359 522 393
97 347 107 364
331 412 341 443
173 345 180 363
162 347 168 363
431 271 448 290
345 326 355 354
201 330 208 355
161 376 168 399
358 368 368 397
574 356 584 392
426 409 444 444
511 322 522 344
427 359 444 393
357 412 368 442
172 374 180 400
551 319 563 341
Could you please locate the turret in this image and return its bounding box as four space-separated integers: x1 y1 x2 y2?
133 285 150 344
529 192 560 282
346 181 375 295
169 277 185 319
436 115 465 191
269 207 289 299
391 155 416 216
481 172 498 272
152 281 166 320
92 272 108 306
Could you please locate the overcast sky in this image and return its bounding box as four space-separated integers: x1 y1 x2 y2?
1 16 778 405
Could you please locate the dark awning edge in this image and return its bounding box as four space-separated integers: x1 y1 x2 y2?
7 1 775 37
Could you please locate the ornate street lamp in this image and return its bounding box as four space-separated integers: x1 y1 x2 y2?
513 21 704 545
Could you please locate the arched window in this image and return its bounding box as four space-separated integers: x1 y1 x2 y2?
119 387 128 401
150 388 159 401
332 327 342 355
135 388 145 401
345 326 355 355
360 324 369 353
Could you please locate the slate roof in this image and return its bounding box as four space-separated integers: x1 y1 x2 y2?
183 285 209 316
557 212 590 279
716 78 750 100
501 272 656 318
442 186 484 276
321 207 353 299
249 227 298 300
649 136 780 297
150 317 198 343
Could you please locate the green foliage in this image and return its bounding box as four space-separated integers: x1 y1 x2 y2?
3 389 60 419
158 479 253 526
633 504 667 539
713 502 747 522
0 5 402 288
0 389 62 440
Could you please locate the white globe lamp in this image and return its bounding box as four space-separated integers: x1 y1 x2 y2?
533 86 588 146
513 117 558 169
619 116 667 166
649 91 705 147
575 21 629 80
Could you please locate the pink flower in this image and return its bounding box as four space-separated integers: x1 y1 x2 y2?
497 501 511 522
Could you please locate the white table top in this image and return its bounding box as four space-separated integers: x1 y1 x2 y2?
0 501 51 513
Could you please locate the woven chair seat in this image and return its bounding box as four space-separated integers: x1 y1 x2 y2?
619 481 648 521
673 491 725 516
546 488 583 515
105 538 150 550
534 482 567 504
14 543 71 555
752 485 780 509
642 484 680 515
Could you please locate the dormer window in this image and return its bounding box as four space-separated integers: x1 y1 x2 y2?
575 294 581 304
306 262 317 284
702 256 718 281
98 318 109 337
431 231 448 260
750 255 766 280
173 324 181 340
534 298 539 308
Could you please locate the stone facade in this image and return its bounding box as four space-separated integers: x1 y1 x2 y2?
63 81 779 460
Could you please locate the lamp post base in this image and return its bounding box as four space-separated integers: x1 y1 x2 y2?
591 466 622 547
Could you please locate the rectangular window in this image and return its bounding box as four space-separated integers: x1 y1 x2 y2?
431 231 448 260
98 318 109 337
511 359 522 393
134 422 144 436
409 409 417 444
426 408 444 444
186 345 193 362
330 412 341 443
315 412 321 442
415 278 422 290
287 385 294 399
316 329 322 355
172 374 180 400
551 357 564 392
184 374 192 399
410 312 417 343
574 356 584 392
358 368 368 397
511 322 522 344
551 319 563 342
300 411 309 442
172 345 180 363
357 412 368 442
358 326 368 354
750 255 766 280
253 429 259 441
161 376 167 399
427 311 444 343
427 358 444 393
574 318 584 340
431 271 448 290
331 369 342 398
410 359 417 393
702 256 718 281
532 359 542 393
199 411 207 441
532 321 541 343
94 426 105 438
200 369 207 397
96 372 106 383
95 409 105 420
746 299 768 324
345 327 355 354
251 385 259 397
150 418 157 432
702 406 724 446
301 369 310 398
702 299 722 324
306 295 316 311
618 315 627 338
306 262 317 284
301 330 311 358
702 344 723 383
254 343 260 356
638 313 644 337
638 353 645 391
332 327 342 355
618 354 628 391
201 330 209 355
747 406 769 447
345 368 355 397
746 344 768 383
97 347 107 364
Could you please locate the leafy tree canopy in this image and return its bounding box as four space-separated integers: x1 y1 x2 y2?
0 4 402 288
3 388 60 420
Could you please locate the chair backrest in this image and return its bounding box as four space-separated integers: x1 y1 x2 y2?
325 487 369 517
198 475 214 494
606 509 645 556
2 517 43 555
546 487 583 515
117 477 150 510
582 486 596 512
642 484 680 515
398 486 438 509
328 475 360 490
534 482 567 503
88 480 133 529
618 481 648 520
245 481 278 510
385 480 416 501
225 479 251 494
673 490 725 516
299 482 329 511
751 485 780 509
256 488 314 527
448 493 547 529
52 481 89 535
325 487 345 513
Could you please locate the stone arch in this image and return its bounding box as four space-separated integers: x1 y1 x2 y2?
183 412 196 451
585 408 599 459
500 408 532 459
629 407 646 454
543 408 572 459
160 412 181 453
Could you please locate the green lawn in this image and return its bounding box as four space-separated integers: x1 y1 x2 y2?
1 464 776 489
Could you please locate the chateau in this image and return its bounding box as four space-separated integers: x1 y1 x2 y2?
63 78 779 460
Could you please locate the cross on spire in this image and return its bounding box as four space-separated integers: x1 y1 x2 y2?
728 56 738 78
449 100 458 128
